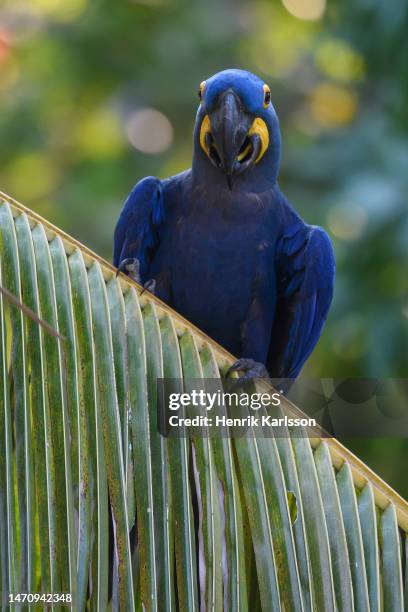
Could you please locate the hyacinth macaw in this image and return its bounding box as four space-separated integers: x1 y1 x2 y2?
114 69 335 381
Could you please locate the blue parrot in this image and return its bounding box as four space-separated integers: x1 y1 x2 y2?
114 69 335 381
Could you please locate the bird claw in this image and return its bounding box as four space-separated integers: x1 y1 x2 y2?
140 279 156 296
116 258 156 295
227 358 269 377
227 358 269 390
116 258 141 283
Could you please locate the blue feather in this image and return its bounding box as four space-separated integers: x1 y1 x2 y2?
113 176 164 279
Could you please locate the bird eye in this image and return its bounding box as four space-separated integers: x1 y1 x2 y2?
263 84 271 108
198 81 206 101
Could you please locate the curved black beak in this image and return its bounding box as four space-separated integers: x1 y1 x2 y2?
208 90 253 190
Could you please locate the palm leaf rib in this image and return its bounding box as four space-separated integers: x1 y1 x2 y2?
0 190 407 611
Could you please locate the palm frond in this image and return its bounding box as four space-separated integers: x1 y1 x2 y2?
0 191 407 611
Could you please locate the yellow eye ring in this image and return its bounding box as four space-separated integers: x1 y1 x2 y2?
263 84 271 108
198 81 206 101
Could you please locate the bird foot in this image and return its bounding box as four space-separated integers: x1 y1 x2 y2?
140 278 156 296
116 258 141 283
116 258 156 295
227 358 269 389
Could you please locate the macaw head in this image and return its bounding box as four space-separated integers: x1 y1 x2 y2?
192 69 281 191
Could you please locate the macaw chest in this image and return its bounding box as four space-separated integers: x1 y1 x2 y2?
157 209 278 354
176 211 273 283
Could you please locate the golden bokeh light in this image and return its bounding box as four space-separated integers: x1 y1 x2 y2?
327 203 367 241
125 109 173 154
0 56 20 92
5 153 59 201
316 39 365 82
18 0 88 22
281 0 326 21
309 83 357 128
243 6 314 78
75 108 125 159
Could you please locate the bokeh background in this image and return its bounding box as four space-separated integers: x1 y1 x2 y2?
0 0 407 494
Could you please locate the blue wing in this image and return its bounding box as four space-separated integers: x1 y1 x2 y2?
268 222 335 379
113 176 164 279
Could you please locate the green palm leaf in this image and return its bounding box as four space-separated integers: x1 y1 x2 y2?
0 191 407 611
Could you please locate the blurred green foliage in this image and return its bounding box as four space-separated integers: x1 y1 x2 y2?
0 0 407 495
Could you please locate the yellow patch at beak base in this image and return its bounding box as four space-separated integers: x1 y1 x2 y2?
199 114 211 157
248 117 269 163
199 114 269 164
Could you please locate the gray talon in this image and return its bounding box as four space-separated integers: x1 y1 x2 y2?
116 258 141 283
227 358 269 379
140 279 156 296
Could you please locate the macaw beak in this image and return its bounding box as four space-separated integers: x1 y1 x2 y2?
208 90 255 190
